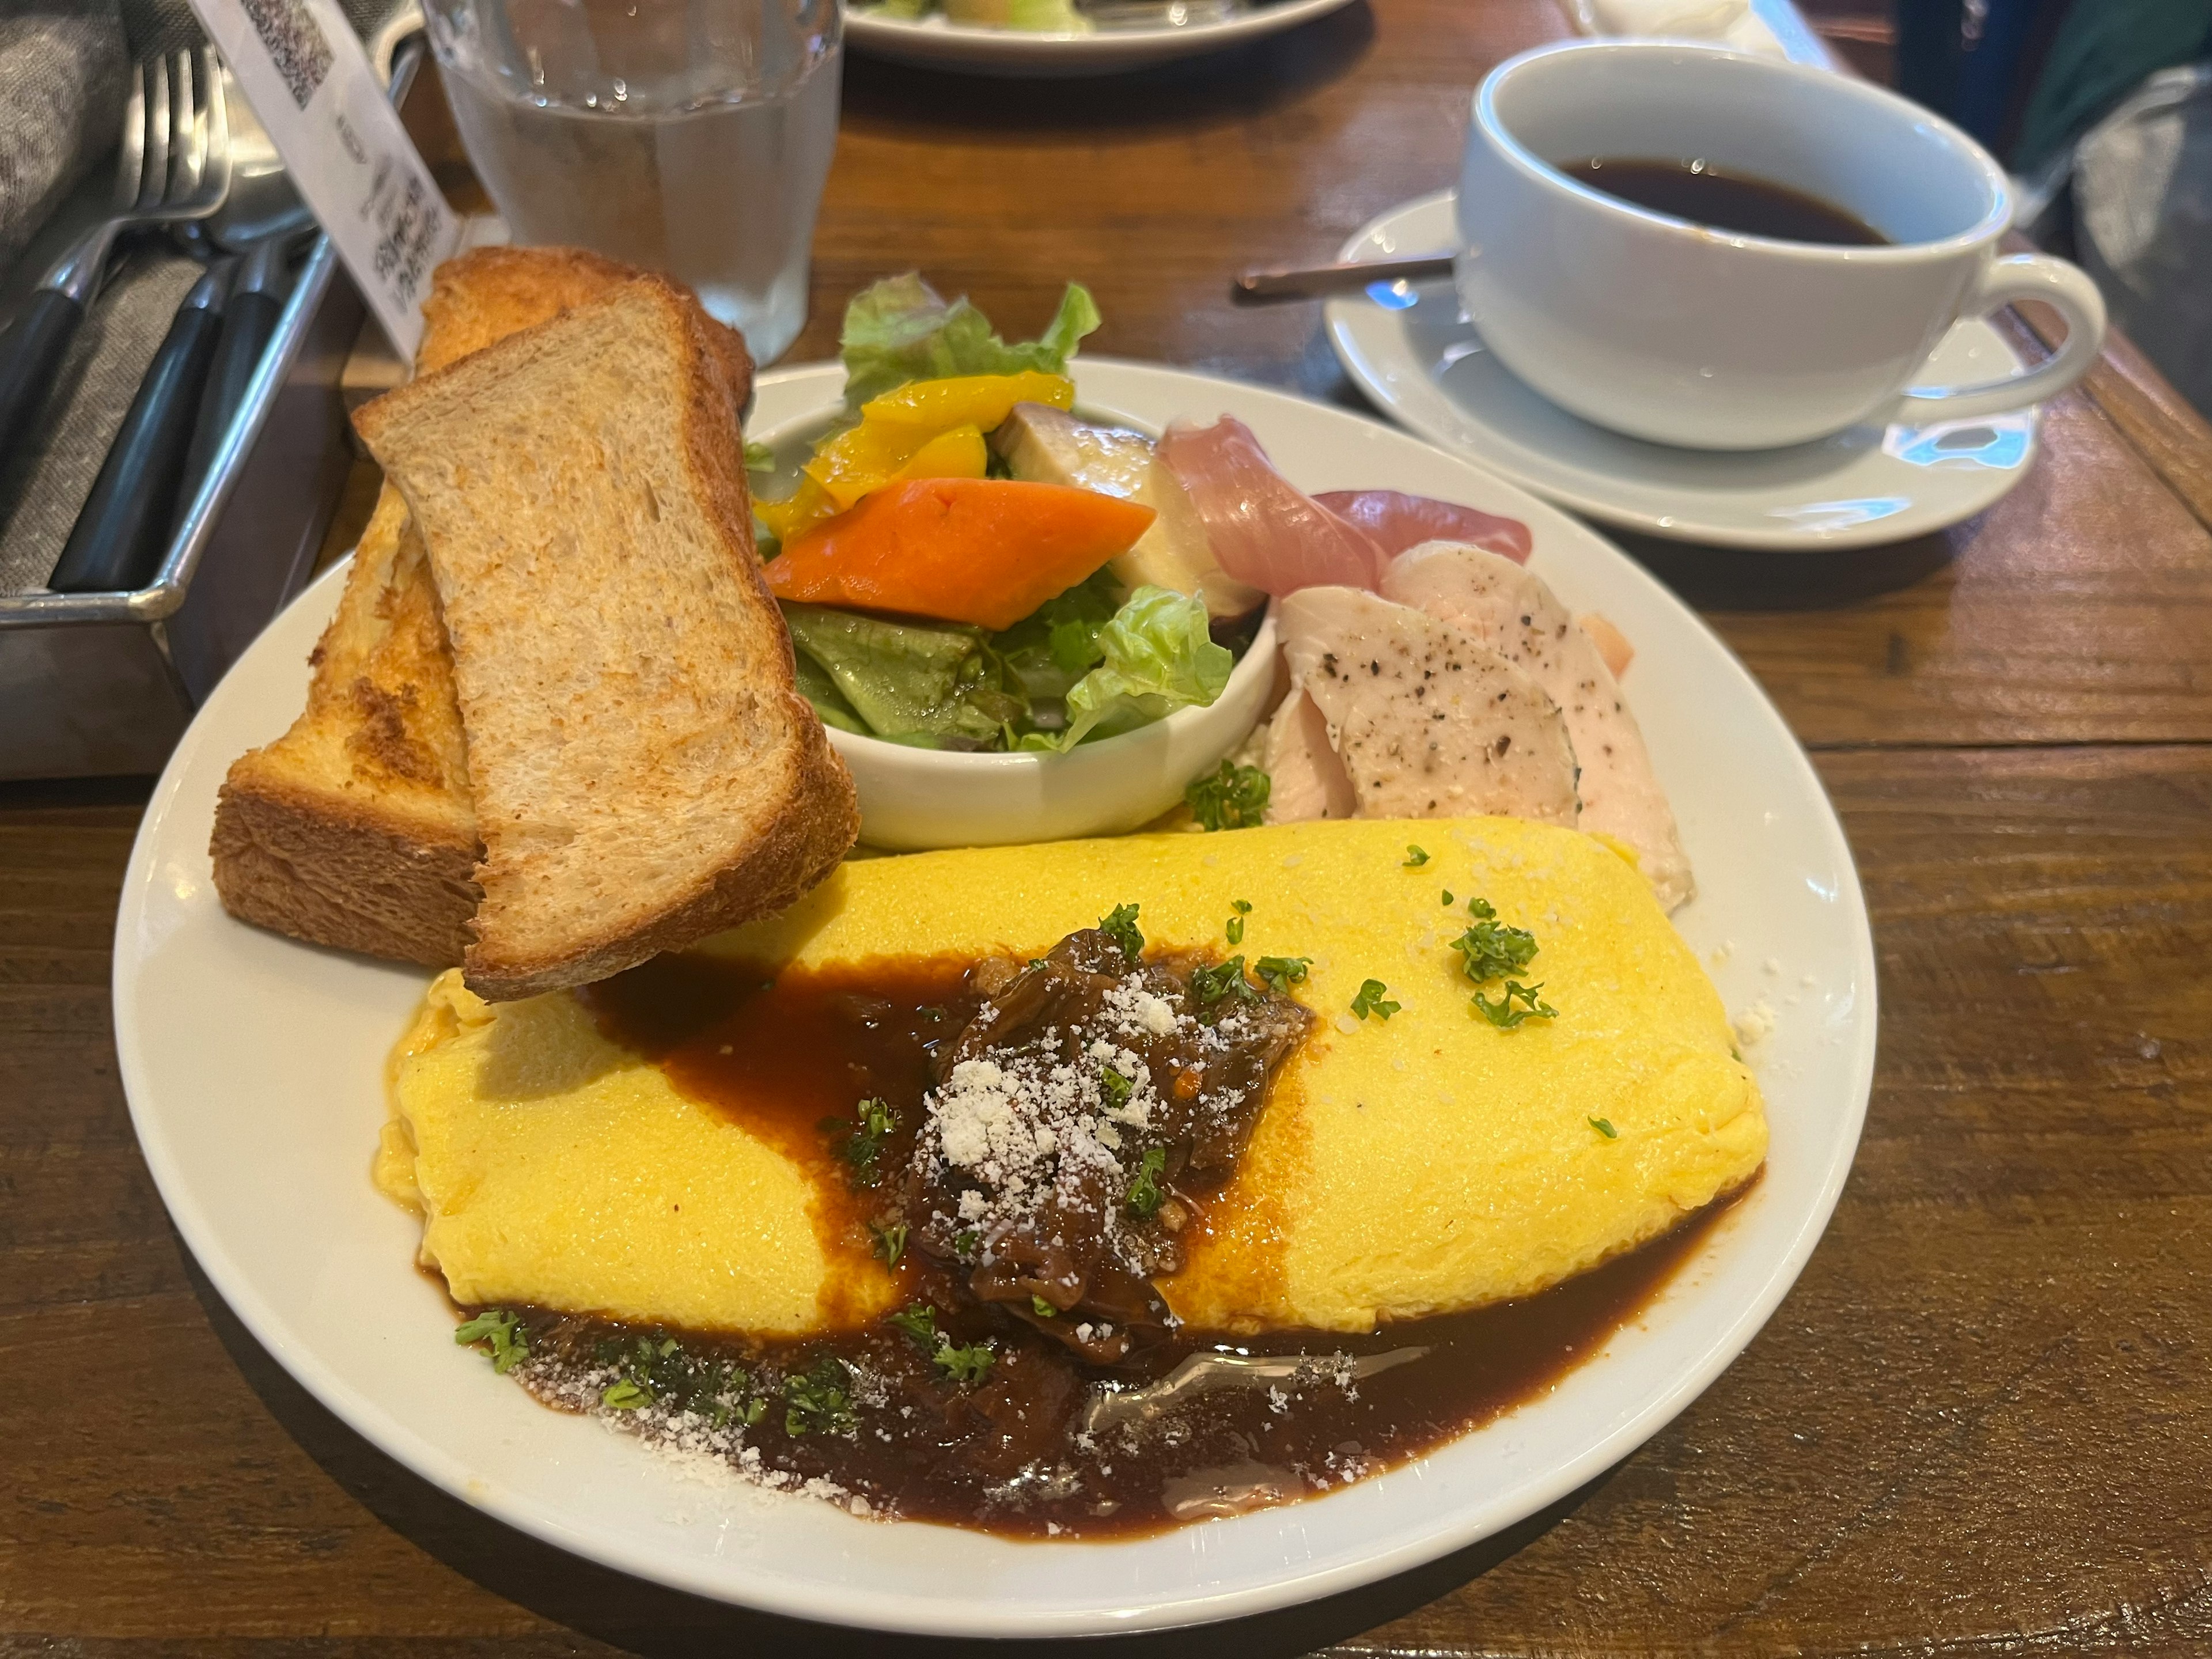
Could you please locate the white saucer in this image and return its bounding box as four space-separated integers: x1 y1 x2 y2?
845 0 1356 77
1325 191 2044 550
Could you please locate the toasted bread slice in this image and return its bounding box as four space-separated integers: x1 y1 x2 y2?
416 245 756 397
211 489 482 964
210 247 756 968
354 276 858 1001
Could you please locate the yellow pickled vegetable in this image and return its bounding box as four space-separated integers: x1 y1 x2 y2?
756 475 839 544
760 370 1077 541
889 423 988 484
802 372 1075 509
861 370 1073 431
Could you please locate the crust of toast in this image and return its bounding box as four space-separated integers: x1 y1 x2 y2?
417 245 756 404
354 276 857 1001
210 248 757 969
211 488 482 964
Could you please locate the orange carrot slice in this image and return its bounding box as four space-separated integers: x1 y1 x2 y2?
764 479 1156 631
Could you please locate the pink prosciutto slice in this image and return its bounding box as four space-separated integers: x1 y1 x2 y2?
1156 417 1384 597
1315 490 1532 565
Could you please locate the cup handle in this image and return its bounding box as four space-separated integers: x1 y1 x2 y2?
1892 253 2107 425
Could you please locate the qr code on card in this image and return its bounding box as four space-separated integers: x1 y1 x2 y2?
240 0 334 108
368 168 446 309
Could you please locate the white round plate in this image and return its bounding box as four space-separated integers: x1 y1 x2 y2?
845 0 1355 77
115 358 1875 1638
1327 190 2043 550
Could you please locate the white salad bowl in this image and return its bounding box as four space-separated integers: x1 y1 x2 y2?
753 394 1279 851
825 609 1277 850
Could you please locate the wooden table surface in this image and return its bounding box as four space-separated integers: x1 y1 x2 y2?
9 1 2212 1653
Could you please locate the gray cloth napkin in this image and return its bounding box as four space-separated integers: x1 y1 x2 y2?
0 2 130 271
0 249 203 593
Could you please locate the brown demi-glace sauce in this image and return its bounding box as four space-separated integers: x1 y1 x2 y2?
468 940 1745 1540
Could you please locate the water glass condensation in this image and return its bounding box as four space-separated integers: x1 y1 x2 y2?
422 0 840 363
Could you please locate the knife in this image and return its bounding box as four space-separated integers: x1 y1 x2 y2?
48 263 231 594
176 234 300 528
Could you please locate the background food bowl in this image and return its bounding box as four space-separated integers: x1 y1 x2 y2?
827 609 1275 850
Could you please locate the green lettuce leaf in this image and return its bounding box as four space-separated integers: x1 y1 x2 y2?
790 647 869 734
1030 586 1234 752
839 275 1103 409
987 567 1120 709
781 603 1021 748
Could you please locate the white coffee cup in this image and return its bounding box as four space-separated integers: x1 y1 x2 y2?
1454 41 2107 450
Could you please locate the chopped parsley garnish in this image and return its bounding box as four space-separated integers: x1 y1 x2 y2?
593 1334 760 1426
1226 912 1245 946
888 1304 938 1349
1100 1064 1133 1109
1475 980 1558 1029
1449 897 1559 1027
934 1339 995 1387
1350 979 1400 1021
824 1096 897 1188
1232 899 1254 913
1403 845 1431 866
1186 760 1271 831
784 1356 858 1437
1126 1146 1168 1218
953 1228 980 1258
1254 955 1311 993
1449 907 1540 984
1031 1294 1059 1318
1442 890 1454 906
1100 902 1146 961
870 1219 908 1267
743 440 775 473
454 1308 529 1374
1188 955 1259 1013
1589 1116 1619 1139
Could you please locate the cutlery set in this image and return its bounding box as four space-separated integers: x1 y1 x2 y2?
1 50 310 596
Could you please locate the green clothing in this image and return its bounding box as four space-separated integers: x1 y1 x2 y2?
2014 0 2212 171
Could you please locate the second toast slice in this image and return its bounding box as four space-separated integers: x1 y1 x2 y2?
354 276 857 999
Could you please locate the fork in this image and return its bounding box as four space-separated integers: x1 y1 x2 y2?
0 51 232 463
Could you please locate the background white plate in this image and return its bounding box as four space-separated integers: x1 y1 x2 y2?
115 359 1875 1638
1327 191 2042 550
846 0 1356 77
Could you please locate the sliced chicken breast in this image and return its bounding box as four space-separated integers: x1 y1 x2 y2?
1382 542 1693 910
1277 588 1578 825
1262 688 1357 823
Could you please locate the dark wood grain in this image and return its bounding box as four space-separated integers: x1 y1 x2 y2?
6 749 2208 1656
8 0 2212 1652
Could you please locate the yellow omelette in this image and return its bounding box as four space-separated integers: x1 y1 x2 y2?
376 817 1764 1335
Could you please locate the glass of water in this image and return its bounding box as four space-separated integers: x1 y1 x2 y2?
421 0 840 363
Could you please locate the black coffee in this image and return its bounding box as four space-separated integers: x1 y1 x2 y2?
1560 157 1888 247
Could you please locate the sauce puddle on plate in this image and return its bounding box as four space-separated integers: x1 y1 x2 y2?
465 944 1748 1538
